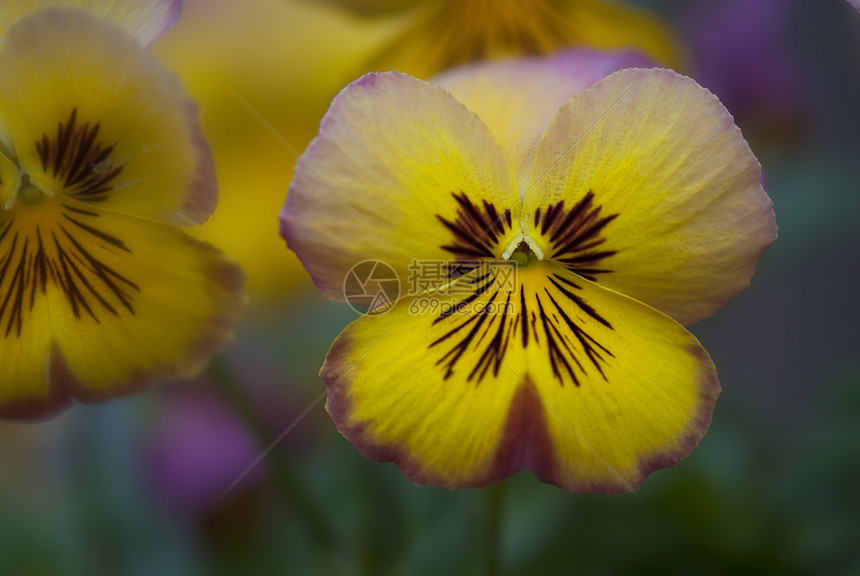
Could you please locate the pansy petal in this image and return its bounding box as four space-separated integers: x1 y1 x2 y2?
324 260 717 492
0 199 244 419
281 72 519 301
434 49 652 192
0 9 214 226
0 0 183 46
524 68 777 325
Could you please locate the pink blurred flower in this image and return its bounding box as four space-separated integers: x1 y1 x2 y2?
684 0 810 148
146 385 263 514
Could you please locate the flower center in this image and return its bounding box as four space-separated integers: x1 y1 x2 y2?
503 235 543 266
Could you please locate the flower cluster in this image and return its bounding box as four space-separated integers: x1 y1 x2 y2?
2 0 780 496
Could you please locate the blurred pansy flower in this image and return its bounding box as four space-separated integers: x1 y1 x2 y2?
0 8 244 419
281 50 777 492
325 0 682 74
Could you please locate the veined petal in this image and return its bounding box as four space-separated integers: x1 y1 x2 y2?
524 68 777 325
365 0 681 79
281 72 519 301
434 49 652 192
0 9 215 226
324 260 717 492
0 198 244 419
0 0 183 46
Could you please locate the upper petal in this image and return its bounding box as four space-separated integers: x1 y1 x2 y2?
524 68 777 325
0 8 214 226
434 49 653 192
0 0 183 46
280 72 519 301
323 260 718 492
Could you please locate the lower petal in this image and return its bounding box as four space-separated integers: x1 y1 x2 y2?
323 260 718 492
511 263 719 492
0 199 244 418
324 267 523 488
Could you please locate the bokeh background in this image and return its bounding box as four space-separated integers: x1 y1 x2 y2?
2 0 859 574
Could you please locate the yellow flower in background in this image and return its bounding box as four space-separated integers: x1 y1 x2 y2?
0 8 244 419
151 0 378 301
281 51 777 492
331 0 682 76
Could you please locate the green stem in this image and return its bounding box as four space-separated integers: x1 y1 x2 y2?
208 353 336 549
487 481 505 576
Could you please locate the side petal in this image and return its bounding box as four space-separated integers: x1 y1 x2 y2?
524 68 777 325
0 8 215 226
280 72 519 301
323 260 717 492
0 0 183 46
0 199 245 419
434 49 652 193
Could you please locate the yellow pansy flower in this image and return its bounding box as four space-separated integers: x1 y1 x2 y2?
280 51 777 492
0 8 244 419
